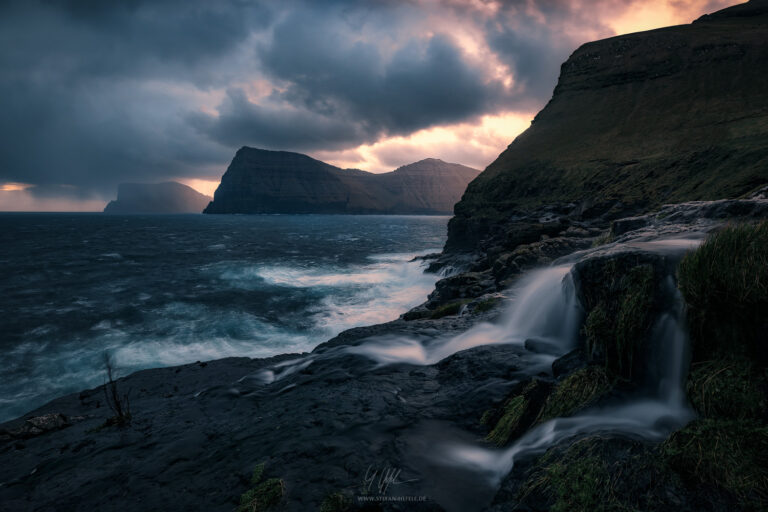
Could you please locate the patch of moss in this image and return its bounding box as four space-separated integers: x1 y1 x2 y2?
474 297 501 313
238 463 285 512
430 300 470 319
661 419 768 509
250 463 265 486
479 409 494 426
487 395 528 446
678 221 768 364
591 232 613 247
687 358 767 420
484 379 551 446
319 492 351 512
518 438 628 512
538 366 612 422
582 261 657 380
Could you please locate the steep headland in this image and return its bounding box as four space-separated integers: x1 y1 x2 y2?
447 0 768 251
202 148 480 215
103 182 211 214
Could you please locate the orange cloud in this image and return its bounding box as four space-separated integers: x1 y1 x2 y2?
313 112 533 173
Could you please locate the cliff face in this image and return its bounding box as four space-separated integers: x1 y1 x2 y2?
202 148 480 214
447 0 768 251
103 182 211 214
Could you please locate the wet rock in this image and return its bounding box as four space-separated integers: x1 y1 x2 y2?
523 338 563 356
552 349 587 378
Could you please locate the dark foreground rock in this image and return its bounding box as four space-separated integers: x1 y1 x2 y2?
0 317 531 512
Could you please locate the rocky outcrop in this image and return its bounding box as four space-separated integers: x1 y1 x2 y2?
103 182 211 214
447 0 768 252
202 147 480 214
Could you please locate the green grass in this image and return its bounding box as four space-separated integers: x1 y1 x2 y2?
678 221 768 363
538 366 612 422
474 297 501 313
687 358 767 420
518 438 631 512
429 300 470 319
591 232 613 247
582 262 656 379
661 419 768 509
484 380 551 446
238 463 284 512
486 395 528 446
319 492 351 512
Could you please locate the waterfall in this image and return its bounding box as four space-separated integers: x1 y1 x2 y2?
439 271 695 485
345 265 583 366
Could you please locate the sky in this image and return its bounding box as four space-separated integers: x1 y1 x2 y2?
0 0 734 211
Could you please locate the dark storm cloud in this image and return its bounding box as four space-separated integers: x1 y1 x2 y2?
196 16 506 150
0 0 715 201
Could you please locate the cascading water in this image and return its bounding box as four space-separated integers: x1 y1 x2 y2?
438 268 696 486
345 265 583 366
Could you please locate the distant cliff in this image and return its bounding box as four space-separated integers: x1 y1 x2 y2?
104 182 211 214
202 148 480 215
447 0 768 251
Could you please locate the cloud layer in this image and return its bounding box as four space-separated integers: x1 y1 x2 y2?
0 0 734 207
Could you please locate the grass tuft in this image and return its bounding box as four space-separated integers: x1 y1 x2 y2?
486 396 528 446
582 262 656 379
430 300 470 319
319 492 351 512
687 358 767 420
538 366 612 422
517 438 627 512
662 419 768 509
678 221 768 363
238 463 284 512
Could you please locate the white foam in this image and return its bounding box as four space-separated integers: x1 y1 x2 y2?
347 265 581 366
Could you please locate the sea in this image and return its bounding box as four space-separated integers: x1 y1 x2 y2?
0 213 449 422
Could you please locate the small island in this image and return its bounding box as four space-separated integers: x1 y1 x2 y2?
103 182 211 214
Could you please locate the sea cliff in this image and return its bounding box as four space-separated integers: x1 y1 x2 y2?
203 148 480 215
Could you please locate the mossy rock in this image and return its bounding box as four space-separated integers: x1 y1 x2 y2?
661 419 768 510
538 366 613 422
473 296 501 313
516 437 645 512
577 256 661 380
430 299 470 319
687 358 768 420
678 221 768 365
484 379 552 447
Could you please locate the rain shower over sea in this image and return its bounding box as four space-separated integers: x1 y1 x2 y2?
0 213 449 422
